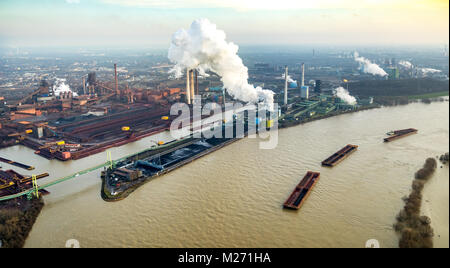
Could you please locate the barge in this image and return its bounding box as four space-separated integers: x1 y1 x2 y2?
384 128 418 142
101 118 268 201
0 170 50 197
0 157 35 170
102 135 239 201
321 144 358 167
283 171 320 210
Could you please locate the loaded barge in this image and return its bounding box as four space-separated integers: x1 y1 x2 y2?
384 128 418 142
101 121 261 201
0 170 49 198
0 157 35 170
283 171 320 210
321 144 358 167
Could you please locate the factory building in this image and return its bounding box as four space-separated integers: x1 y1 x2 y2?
387 67 400 80
300 86 309 99
315 80 321 93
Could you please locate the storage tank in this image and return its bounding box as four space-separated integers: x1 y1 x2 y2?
288 81 298 89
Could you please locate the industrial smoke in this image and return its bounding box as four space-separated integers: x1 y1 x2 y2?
354 52 387 77
398 60 442 76
282 73 297 84
53 78 78 97
333 87 356 105
420 68 441 75
399 60 413 69
168 18 275 111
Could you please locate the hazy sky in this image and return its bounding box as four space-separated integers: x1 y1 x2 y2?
0 0 448 48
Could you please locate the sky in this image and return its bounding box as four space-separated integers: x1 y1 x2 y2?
0 0 448 49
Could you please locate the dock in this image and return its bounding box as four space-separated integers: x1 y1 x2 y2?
0 157 35 170
321 144 358 167
384 128 418 142
283 171 320 210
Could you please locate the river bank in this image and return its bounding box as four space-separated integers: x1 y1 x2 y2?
18 100 447 248
0 196 44 248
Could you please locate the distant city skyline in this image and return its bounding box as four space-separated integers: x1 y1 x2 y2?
0 0 448 48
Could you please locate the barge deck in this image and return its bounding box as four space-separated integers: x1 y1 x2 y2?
283 171 320 210
0 157 35 170
384 128 418 142
321 144 358 167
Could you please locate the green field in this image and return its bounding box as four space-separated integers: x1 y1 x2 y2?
408 91 449 100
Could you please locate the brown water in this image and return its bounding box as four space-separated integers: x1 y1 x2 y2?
1 101 448 248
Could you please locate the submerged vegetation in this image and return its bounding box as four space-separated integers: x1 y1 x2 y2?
348 78 449 106
0 197 44 248
439 153 449 165
394 158 437 248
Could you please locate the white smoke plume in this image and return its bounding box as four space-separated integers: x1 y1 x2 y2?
333 86 357 105
53 78 78 97
354 52 387 77
168 18 275 111
281 73 297 84
420 68 441 75
398 61 442 76
398 60 413 69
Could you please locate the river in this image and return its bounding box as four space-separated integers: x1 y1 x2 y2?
1 101 448 248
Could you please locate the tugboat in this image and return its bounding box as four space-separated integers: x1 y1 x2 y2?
386 130 395 136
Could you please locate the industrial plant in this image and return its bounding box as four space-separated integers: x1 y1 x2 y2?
1 45 447 201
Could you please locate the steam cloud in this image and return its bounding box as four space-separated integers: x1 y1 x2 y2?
333 87 356 105
168 18 275 111
420 68 441 75
282 73 297 84
399 60 413 69
354 52 387 77
398 60 442 76
53 78 78 97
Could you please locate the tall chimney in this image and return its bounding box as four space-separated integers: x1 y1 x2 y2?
189 70 195 102
284 66 288 106
82 77 86 95
194 69 199 96
114 64 118 92
301 63 305 87
186 69 191 104
222 88 226 105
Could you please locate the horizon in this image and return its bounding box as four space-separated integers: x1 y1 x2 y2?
0 0 448 49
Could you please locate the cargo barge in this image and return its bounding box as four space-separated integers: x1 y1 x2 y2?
0 157 35 170
384 128 418 142
101 119 265 201
283 171 320 210
102 136 239 201
0 170 50 198
321 144 358 167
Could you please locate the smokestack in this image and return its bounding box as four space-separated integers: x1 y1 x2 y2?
223 88 226 105
194 69 199 96
301 63 305 87
186 69 191 104
82 77 86 95
284 66 288 106
168 19 274 111
114 64 118 92
189 69 195 102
